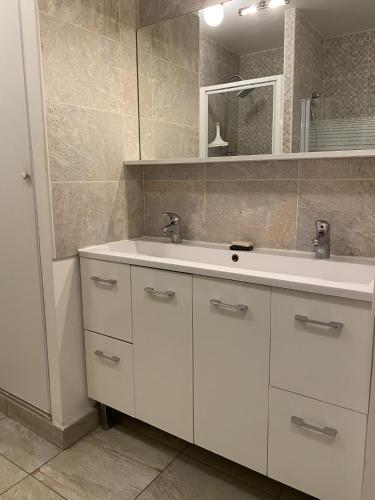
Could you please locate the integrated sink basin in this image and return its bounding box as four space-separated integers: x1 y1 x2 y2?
79 238 375 301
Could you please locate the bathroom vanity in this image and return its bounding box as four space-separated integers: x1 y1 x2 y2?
79 239 375 500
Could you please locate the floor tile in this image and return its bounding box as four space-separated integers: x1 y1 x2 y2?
184 445 283 497
0 419 61 473
35 425 179 500
0 412 6 422
279 486 318 499
136 455 276 500
0 455 27 495
1 476 64 499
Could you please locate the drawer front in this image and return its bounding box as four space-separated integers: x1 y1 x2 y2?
193 276 270 474
271 289 372 413
268 388 367 500
132 266 193 442
81 258 132 342
84 330 135 416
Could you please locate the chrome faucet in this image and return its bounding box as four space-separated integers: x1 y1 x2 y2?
313 220 330 259
162 212 183 243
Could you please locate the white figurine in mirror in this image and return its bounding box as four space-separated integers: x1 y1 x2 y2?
208 122 228 148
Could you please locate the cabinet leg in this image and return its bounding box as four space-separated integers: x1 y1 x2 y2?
99 403 112 430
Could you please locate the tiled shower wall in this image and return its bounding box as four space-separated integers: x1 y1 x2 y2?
323 31 375 120
38 0 144 258
134 157 375 257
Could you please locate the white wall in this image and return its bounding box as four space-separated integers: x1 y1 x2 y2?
53 257 93 427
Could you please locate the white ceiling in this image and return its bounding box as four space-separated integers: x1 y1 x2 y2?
199 0 375 55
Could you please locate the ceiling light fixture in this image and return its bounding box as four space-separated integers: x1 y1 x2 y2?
239 0 289 16
203 4 225 27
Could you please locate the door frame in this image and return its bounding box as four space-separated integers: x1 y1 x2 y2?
199 74 284 158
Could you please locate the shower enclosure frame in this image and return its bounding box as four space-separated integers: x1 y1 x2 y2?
199 75 284 158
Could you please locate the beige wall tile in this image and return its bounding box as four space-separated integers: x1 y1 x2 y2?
140 119 155 160
144 181 204 240
124 114 140 161
138 52 153 119
153 122 199 160
126 180 145 238
299 158 375 179
152 58 199 128
122 45 139 117
138 0 229 26
144 164 204 181
205 180 298 248
40 13 122 113
52 182 128 257
150 14 200 73
38 0 120 40
120 0 137 49
297 180 375 256
206 161 299 180
46 103 124 182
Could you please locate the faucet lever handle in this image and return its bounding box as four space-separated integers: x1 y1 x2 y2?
162 212 180 224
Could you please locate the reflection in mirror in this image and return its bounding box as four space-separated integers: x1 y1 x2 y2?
137 0 375 161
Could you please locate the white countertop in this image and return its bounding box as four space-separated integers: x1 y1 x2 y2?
79 238 375 302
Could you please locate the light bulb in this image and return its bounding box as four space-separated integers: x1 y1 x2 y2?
269 0 286 8
203 4 224 26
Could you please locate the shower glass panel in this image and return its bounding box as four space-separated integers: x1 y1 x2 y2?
200 76 283 158
301 96 375 152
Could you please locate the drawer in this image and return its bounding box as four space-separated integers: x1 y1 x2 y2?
268 387 367 500
132 266 193 442
271 289 373 413
84 330 135 416
193 276 270 473
80 258 132 342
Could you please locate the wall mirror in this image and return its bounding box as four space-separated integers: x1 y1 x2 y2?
137 0 375 161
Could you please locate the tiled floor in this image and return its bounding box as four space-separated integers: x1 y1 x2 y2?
0 411 316 499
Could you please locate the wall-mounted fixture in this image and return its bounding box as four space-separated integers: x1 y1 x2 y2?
203 4 224 26
239 0 289 16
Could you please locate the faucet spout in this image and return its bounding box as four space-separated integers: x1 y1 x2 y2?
162 212 183 244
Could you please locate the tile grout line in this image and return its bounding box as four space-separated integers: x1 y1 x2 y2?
133 445 189 499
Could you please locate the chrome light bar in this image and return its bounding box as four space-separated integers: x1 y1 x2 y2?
239 0 289 16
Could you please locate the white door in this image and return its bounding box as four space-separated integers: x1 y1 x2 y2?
0 0 50 412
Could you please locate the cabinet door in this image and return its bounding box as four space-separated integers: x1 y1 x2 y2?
81 258 132 342
132 266 193 441
193 276 270 473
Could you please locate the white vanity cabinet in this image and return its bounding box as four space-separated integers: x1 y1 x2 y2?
193 276 270 473
79 253 374 500
131 267 194 441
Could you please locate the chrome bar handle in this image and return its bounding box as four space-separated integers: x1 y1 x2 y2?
144 287 175 297
91 276 117 286
291 416 338 437
94 350 120 363
295 314 343 330
210 299 248 312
